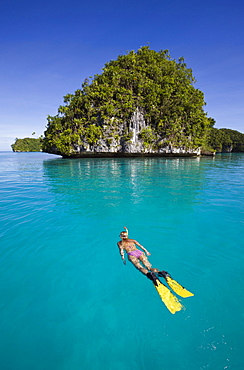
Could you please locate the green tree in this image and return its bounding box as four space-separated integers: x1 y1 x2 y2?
220 129 244 152
206 128 231 152
43 46 212 156
11 137 42 152
206 127 244 152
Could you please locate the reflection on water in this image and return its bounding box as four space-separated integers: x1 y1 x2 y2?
43 157 205 218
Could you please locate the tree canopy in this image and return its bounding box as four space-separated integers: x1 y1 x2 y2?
220 129 244 152
11 137 42 152
43 46 213 156
206 128 244 152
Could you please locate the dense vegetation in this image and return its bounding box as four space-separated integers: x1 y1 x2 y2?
43 46 213 156
11 137 42 152
206 128 244 152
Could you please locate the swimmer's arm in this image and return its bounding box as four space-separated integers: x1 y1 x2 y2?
134 240 151 256
117 242 126 264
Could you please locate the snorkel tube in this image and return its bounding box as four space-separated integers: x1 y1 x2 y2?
124 226 129 238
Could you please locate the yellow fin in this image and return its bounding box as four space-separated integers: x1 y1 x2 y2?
165 276 194 298
154 280 183 314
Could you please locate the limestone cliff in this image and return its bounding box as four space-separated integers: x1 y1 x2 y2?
58 109 201 158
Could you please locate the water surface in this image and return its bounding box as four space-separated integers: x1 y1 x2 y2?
0 152 243 370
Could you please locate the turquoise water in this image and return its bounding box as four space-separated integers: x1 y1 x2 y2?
0 152 243 370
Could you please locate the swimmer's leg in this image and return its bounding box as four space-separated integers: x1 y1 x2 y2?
139 254 159 273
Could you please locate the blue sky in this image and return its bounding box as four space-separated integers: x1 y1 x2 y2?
0 0 243 150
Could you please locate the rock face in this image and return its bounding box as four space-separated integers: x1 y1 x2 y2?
222 144 233 153
62 109 201 158
122 108 147 153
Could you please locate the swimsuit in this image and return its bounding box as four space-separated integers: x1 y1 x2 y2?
128 250 143 258
127 249 152 272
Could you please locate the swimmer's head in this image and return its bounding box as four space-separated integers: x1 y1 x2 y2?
120 231 128 239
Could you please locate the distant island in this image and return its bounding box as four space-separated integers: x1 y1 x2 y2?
206 128 244 153
11 137 42 152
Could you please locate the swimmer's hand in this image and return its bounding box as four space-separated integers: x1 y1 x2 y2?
146 251 151 256
123 259 126 265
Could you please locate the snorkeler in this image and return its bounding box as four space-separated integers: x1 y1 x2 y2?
117 227 194 314
117 227 160 282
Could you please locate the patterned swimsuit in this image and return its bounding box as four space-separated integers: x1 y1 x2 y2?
127 250 143 258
